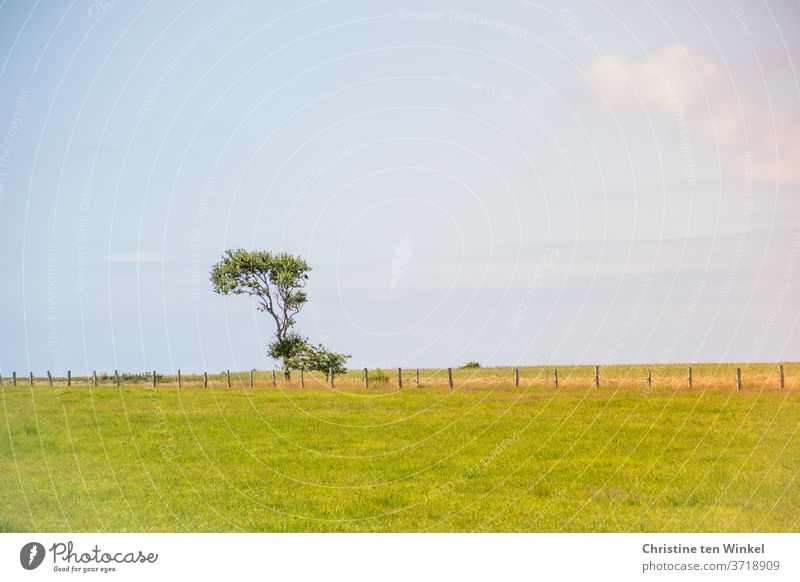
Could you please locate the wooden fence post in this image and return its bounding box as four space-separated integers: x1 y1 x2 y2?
271 370 276 387
249 369 254 389
47 371 53 387
67 370 71 386
594 365 599 388
779 364 785 389
330 368 334 388
178 369 182 388
447 368 453 388
553 368 558 389
300 369 305 389
736 367 742 390
415 369 420 388
153 370 157 387
93 370 97 386
227 370 231 389
13 372 17 386
647 368 652 389
514 368 519 387
115 370 120 386
30 372 34 386
398 367 402 389
687 366 692 389
0 372 2 386
363 368 368 389
203 372 208 388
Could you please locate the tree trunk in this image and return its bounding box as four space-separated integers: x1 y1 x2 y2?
283 361 291 380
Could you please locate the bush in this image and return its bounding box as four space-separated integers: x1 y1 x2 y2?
368 369 390 383
119 372 163 382
306 344 350 377
278 337 351 378
460 361 481 369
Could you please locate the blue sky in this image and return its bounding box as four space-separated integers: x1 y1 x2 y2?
0 0 798 374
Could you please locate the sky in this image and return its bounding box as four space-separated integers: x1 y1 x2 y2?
0 0 798 375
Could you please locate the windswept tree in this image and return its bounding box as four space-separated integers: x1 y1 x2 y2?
210 249 348 379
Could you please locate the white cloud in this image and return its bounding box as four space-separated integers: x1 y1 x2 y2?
584 44 800 185
108 251 164 264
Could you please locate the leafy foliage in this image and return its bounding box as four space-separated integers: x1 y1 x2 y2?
210 249 310 340
460 361 481 369
368 368 390 383
304 344 350 377
277 337 350 377
267 332 309 364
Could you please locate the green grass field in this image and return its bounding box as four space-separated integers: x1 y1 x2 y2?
1 363 798 532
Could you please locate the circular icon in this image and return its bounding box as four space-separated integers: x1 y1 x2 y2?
20 542 46 570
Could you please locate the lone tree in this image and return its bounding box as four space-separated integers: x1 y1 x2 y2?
210 249 349 379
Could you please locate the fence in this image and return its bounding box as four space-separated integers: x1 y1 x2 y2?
0 363 793 391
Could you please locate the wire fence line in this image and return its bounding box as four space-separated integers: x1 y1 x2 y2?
0 363 793 390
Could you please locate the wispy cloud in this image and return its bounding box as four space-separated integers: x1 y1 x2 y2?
584 43 800 185
389 235 413 292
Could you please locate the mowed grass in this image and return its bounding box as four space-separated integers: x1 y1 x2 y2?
1 363 798 532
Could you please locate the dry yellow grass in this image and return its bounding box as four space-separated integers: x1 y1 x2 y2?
17 362 798 392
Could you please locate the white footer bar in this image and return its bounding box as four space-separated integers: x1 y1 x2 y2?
1 533 797 581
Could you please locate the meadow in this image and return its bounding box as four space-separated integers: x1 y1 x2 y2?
1 363 798 532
